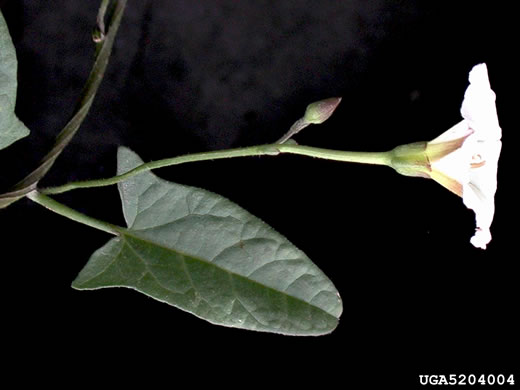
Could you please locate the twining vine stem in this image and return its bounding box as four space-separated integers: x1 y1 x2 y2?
0 0 127 209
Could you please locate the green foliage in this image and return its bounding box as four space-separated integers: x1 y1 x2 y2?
0 10 30 150
2 1 343 335
72 147 343 335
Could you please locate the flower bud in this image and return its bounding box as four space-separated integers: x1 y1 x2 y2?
303 97 342 124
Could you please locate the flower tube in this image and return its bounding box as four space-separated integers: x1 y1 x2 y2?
390 64 501 249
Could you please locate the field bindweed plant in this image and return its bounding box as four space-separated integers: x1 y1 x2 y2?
0 1 501 335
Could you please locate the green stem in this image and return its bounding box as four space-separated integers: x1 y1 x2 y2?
96 0 110 37
27 191 123 236
41 144 392 195
0 0 127 209
280 144 391 164
276 118 309 144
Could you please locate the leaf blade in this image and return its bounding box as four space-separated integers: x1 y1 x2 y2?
74 234 340 335
73 147 342 335
0 10 30 150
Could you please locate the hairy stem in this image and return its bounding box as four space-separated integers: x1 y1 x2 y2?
42 144 392 195
26 191 123 235
276 119 310 144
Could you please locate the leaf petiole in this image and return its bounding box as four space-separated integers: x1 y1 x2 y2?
26 191 123 236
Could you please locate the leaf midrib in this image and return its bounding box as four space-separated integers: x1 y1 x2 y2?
115 229 339 319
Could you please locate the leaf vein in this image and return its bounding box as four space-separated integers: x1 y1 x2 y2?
124 236 213 310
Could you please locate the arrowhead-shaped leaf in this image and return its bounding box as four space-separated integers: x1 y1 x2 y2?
73 147 342 335
0 10 30 150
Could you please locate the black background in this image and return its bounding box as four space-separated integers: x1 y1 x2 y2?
1 1 517 387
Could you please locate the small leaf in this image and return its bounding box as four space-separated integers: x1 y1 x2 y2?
73 147 342 335
0 10 30 150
